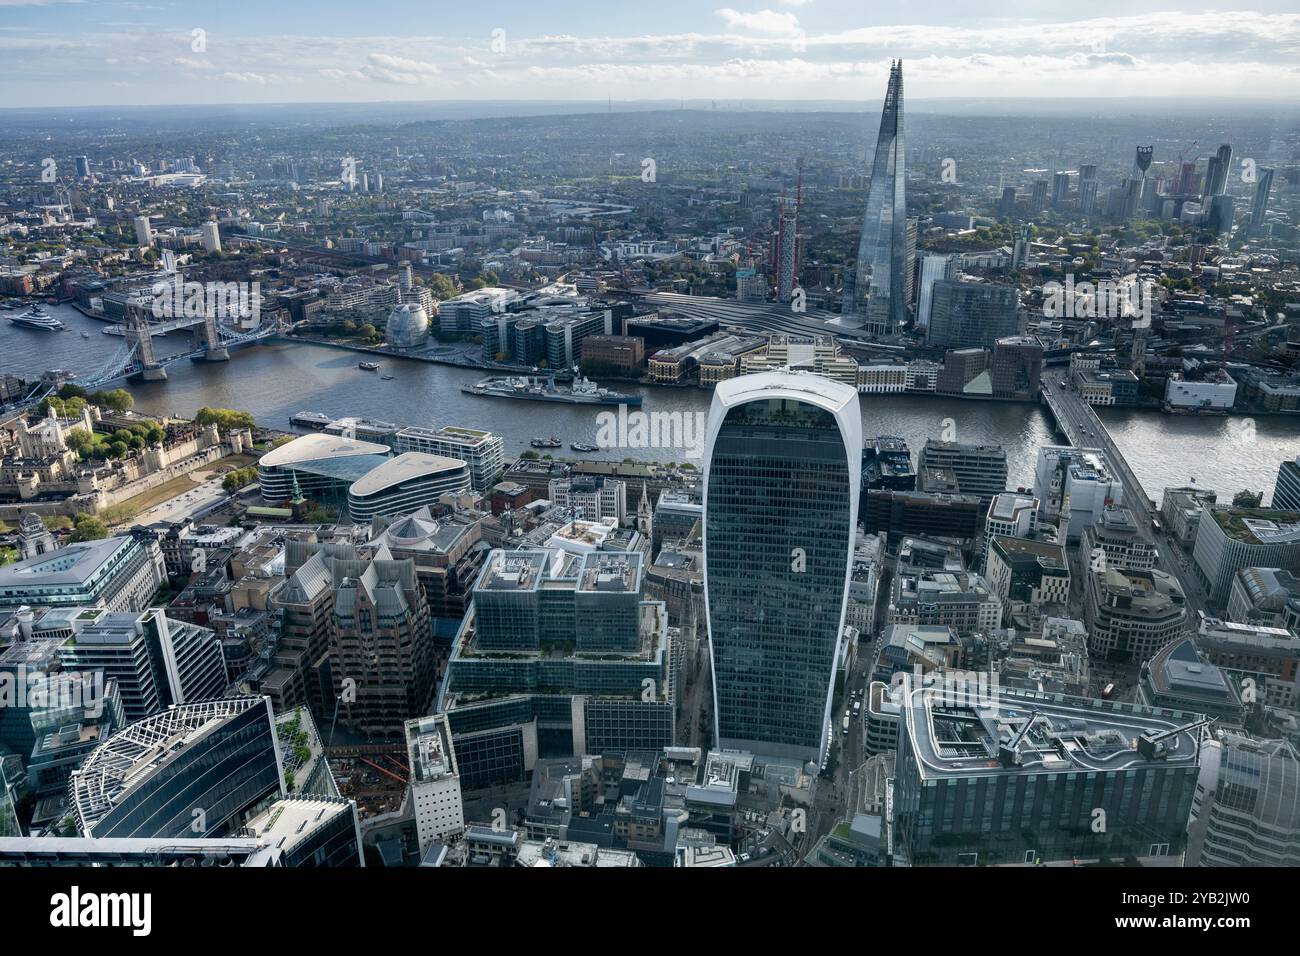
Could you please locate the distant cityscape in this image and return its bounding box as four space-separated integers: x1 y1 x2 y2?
1 13 1299 881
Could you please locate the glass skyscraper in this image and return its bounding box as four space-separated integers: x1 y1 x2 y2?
847 60 907 337
703 372 862 764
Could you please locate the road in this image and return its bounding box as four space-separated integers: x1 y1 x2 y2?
1041 368 1211 621
127 474 236 527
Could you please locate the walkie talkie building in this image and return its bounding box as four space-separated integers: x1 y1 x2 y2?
847 60 907 337
703 372 862 765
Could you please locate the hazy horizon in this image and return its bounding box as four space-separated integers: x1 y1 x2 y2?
3 1 1300 108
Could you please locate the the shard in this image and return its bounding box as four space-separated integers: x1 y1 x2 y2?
846 60 907 336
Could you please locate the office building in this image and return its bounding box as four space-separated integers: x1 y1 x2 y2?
1082 505 1158 571
241 796 363 867
1227 567 1300 631
1161 486 1218 550
703 371 860 763
1193 507 1300 607
1138 638 1246 726
0 532 165 613
57 608 227 723
1196 617 1300 711
917 441 1008 504
257 432 391 516
914 254 954 331
385 302 431 348
547 475 627 525
986 535 1071 615
438 548 672 787
926 280 1020 350
393 425 505 491
887 567 1002 636
864 489 982 548
1034 446 1125 542
1186 734 1300 867
861 436 916 492
328 546 436 739
990 336 1043 400
345 452 471 522
1273 456 1300 512
895 683 1202 865
984 493 1038 546
69 697 282 839
1084 566 1188 662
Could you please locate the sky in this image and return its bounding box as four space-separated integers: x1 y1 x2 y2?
2 0 1300 108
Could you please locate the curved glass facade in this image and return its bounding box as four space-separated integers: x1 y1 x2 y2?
705 391 857 763
85 703 281 839
386 303 430 348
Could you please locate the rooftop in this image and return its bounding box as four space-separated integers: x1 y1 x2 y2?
259 431 391 469
69 697 269 835
902 683 1203 780
348 452 467 497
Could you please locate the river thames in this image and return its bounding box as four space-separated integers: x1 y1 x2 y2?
3 302 1296 502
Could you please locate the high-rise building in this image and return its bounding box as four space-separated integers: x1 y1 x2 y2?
201 220 221 253
328 547 437 739
997 186 1017 219
704 372 861 764
774 201 799 304
1078 166 1099 215
1193 507 1300 607
914 254 954 332
405 714 465 856
69 697 282 839
1051 172 1071 206
1186 734 1300 867
1205 143 1233 199
1251 167 1275 227
1030 180 1048 213
133 215 153 247
990 335 1043 400
895 682 1202 865
1274 456 1300 512
926 280 1020 350
56 608 227 723
848 61 907 336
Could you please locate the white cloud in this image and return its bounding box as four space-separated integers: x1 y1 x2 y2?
714 8 800 36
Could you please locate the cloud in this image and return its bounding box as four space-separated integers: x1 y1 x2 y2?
357 52 442 84
714 8 800 36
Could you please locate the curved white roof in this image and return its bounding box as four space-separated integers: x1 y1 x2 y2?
348 452 467 497
260 432 391 468
711 369 859 413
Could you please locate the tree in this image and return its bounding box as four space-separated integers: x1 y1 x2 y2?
1233 490 1264 509
69 514 109 542
195 407 256 431
100 389 134 413
64 428 94 453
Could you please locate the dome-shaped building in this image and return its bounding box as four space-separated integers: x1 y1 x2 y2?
386 302 430 348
